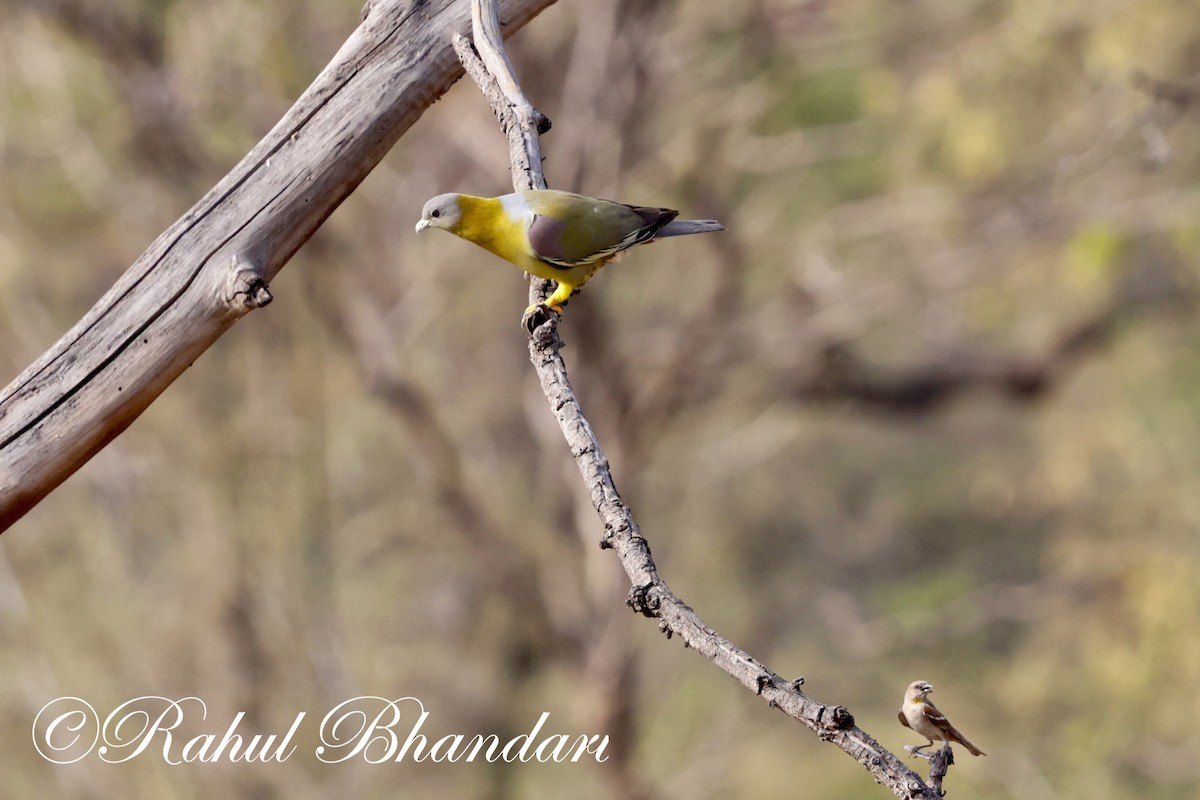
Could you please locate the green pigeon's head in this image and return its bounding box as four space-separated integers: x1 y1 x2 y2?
415 193 464 234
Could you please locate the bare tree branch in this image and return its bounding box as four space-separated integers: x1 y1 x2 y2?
456 2 942 796
0 0 558 532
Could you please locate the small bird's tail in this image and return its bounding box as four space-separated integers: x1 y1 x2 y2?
960 737 986 757
654 219 725 238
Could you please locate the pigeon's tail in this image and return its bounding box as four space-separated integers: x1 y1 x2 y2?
654 219 725 238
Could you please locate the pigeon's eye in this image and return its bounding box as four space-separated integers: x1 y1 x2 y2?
431 209 441 218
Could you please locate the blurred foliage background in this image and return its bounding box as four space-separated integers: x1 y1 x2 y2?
3 0 1200 797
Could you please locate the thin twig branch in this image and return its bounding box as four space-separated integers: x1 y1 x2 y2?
455 2 941 796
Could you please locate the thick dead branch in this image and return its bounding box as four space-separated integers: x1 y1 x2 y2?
456 2 941 796
0 0 558 532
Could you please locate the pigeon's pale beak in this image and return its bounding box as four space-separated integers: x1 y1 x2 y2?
415 219 430 233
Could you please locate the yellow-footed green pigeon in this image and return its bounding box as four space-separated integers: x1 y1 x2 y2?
415 189 723 323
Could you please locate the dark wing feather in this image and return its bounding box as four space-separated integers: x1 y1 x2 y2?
923 701 949 727
529 199 678 269
527 215 572 270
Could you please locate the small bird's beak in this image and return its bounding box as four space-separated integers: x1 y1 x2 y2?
415 219 430 233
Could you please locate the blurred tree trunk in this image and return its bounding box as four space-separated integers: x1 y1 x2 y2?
0 0 557 532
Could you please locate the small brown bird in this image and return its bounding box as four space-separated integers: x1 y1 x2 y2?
898 680 985 757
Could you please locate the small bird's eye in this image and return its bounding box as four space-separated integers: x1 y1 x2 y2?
431 209 441 218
